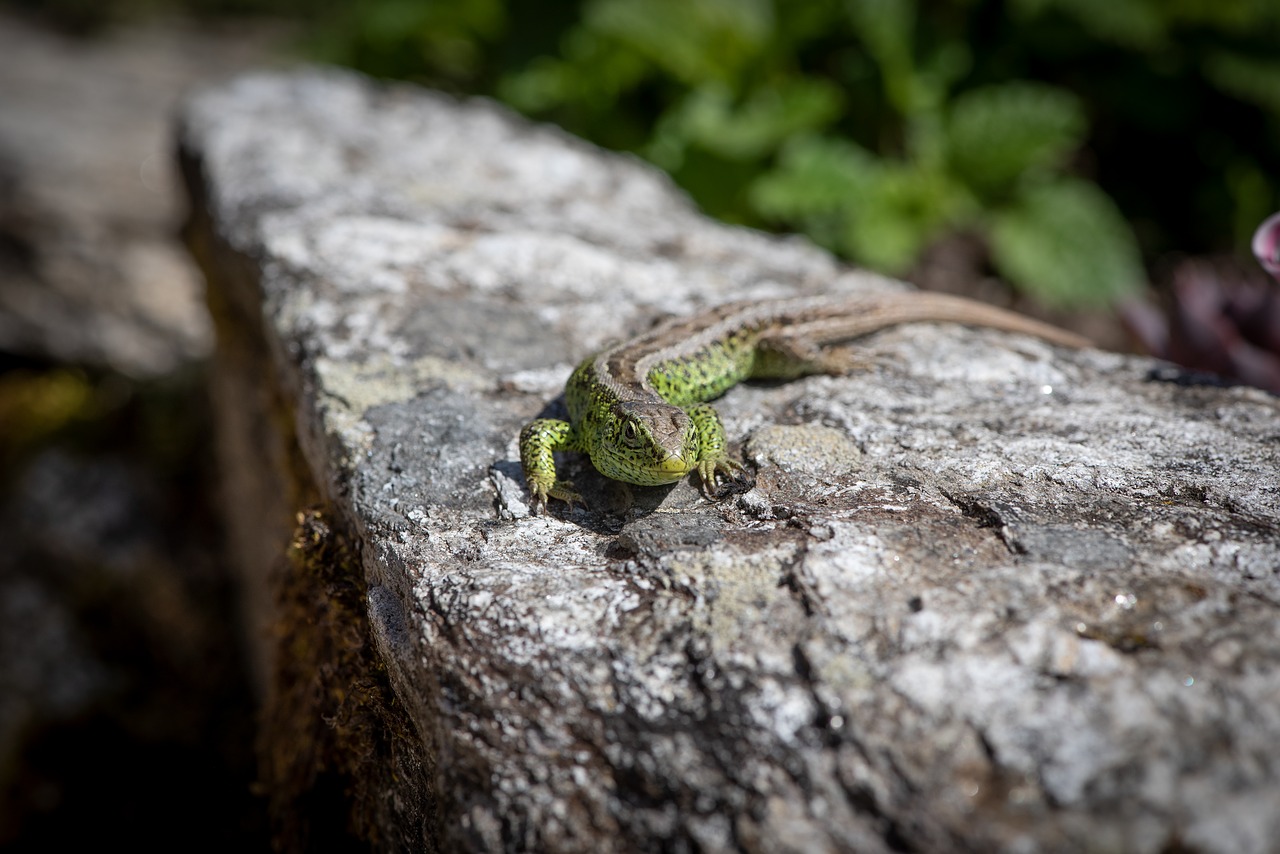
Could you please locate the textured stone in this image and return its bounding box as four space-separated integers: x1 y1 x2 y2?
181 67 1280 853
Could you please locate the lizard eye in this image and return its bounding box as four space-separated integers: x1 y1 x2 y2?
621 420 643 448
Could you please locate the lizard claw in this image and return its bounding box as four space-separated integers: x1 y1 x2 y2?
528 479 584 514
697 457 754 499
527 481 550 515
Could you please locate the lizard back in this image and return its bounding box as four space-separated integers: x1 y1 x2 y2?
572 292 1087 417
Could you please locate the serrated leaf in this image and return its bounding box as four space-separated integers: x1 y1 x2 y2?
499 31 649 112
946 83 1086 195
753 136 969 272
749 135 883 220
842 164 958 271
586 0 773 85
990 179 1144 306
651 79 843 165
842 197 929 271
498 57 577 111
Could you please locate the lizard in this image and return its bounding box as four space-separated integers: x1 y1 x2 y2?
518 291 1090 512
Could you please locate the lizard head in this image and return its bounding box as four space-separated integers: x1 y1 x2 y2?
590 401 699 486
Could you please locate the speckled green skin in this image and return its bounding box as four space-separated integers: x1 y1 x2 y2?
518 293 1088 511
519 345 756 510
518 301 859 509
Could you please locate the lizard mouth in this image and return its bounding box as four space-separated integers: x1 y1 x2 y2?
653 453 693 479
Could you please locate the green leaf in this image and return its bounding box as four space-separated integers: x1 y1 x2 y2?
946 83 1086 195
498 56 577 111
749 135 884 220
499 30 650 113
844 0 915 71
845 0 918 111
841 194 928 271
990 179 1144 306
840 163 962 271
586 0 773 85
649 78 843 167
752 135 970 272
1204 51 1280 113
1009 0 1167 49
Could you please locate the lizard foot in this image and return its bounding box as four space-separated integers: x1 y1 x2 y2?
528 479 584 515
697 457 755 500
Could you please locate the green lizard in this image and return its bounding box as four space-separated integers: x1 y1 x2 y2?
519 292 1089 511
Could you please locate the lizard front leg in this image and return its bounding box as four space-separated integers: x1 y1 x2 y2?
687 403 749 497
519 418 584 512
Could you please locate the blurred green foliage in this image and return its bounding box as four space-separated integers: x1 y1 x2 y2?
319 0 1279 307
493 0 1279 306
11 0 1278 307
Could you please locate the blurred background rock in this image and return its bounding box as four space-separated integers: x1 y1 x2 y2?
0 8 284 848
0 0 1275 849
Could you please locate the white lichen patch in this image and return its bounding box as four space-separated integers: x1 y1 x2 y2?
744 424 862 477
650 544 810 679
315 353 492 456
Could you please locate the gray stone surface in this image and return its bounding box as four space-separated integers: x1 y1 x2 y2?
181 67 1280 853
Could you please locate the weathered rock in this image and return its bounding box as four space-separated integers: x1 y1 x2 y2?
180 68 1280 853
